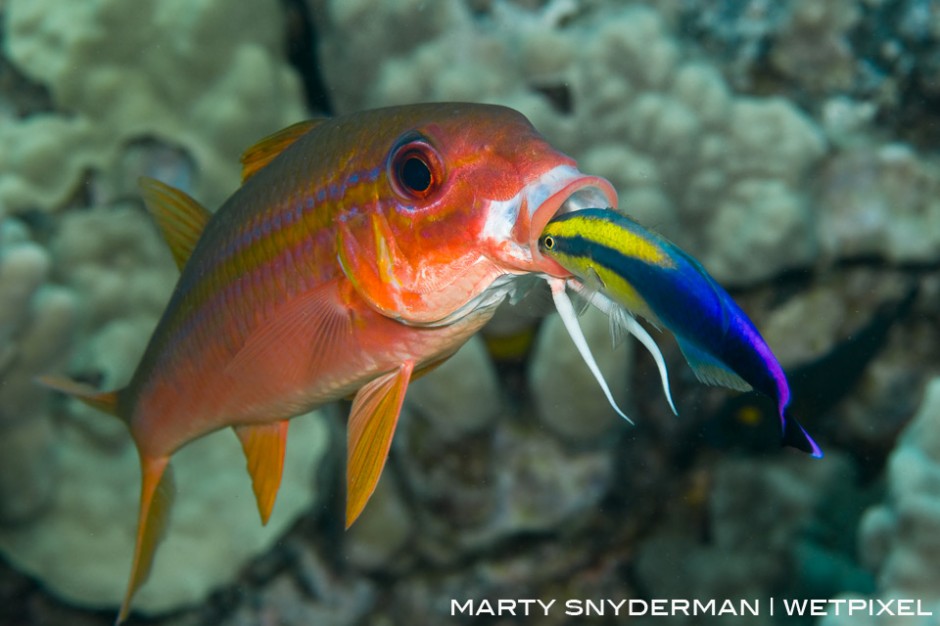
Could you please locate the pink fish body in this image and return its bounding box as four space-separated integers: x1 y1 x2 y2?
41 103 615 621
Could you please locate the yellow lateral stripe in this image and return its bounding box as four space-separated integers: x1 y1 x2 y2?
545 213 670 267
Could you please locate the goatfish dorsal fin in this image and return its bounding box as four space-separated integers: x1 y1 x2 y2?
234 421 290 526
240 119 325 182
346 361 414 528
139 177 212 270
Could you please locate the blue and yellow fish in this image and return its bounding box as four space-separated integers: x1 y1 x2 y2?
538 208 822 457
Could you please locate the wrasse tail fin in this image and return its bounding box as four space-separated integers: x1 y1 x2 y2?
346 361 414 528
782 410 824 458
675 336 752 392
117 455 174 624
36 375 122 420
138 177 212 271
547 278 632 425
240 119 325 182
234 421 290 525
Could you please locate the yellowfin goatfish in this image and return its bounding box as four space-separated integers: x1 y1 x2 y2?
538 208 823 457
38 103 619 622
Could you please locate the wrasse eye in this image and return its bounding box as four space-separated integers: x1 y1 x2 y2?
541 235 556 250
389 139 442 200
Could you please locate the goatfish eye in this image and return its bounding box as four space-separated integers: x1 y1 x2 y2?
388 135 443 201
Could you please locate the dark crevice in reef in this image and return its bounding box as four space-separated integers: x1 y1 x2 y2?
280 0 334 116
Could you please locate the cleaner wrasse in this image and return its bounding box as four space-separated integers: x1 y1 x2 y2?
537 208 823 457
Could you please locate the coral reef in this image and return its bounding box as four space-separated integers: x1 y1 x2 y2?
0 221 76 524
2 0 940 624
821 378 940 626
0 0 306 216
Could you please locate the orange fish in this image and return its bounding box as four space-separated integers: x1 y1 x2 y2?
40 103 616 622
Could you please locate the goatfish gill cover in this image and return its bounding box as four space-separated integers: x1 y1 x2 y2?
38 103 617 623
537 208 823 458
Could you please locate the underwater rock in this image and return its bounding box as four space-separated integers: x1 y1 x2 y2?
528 305 631 443
399 415 612 563
0 411 329 615
769 0 860 95
317 1 826 285
0 226 76 524
820 378 940 626
635 452 865 605
1 0 306 215
818 144 940 265
345 471 413 573
861 378 940 595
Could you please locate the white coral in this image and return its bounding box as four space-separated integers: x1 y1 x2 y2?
1 0 306 216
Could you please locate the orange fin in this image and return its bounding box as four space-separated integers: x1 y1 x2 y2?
224 281 355 393
117 455 174 624
138 177 212 270
345 361 414 528
240 119 324 182
36 374 121 419
234 421 289 525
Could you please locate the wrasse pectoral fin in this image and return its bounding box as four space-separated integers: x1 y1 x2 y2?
117 455 174 625
345 361 414 528
675 336 752 392
138 177 212 271
35 375 121 418
234 421 290 525
547 278 633 425
240 119 325 182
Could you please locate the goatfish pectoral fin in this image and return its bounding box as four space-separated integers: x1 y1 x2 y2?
345 360 414 528
234 421 289 525
117 454 175 625
547 277 633 425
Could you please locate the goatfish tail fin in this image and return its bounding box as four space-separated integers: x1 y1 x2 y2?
37 375 179 624
36 374 123 420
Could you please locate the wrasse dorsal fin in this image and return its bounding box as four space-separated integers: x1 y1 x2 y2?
234 421 289 526
346 361 414 528
117 455 174 624
138 177 212 271
240 119 325 182
675 336 752 392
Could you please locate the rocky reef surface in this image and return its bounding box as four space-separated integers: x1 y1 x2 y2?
2 0 939 625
